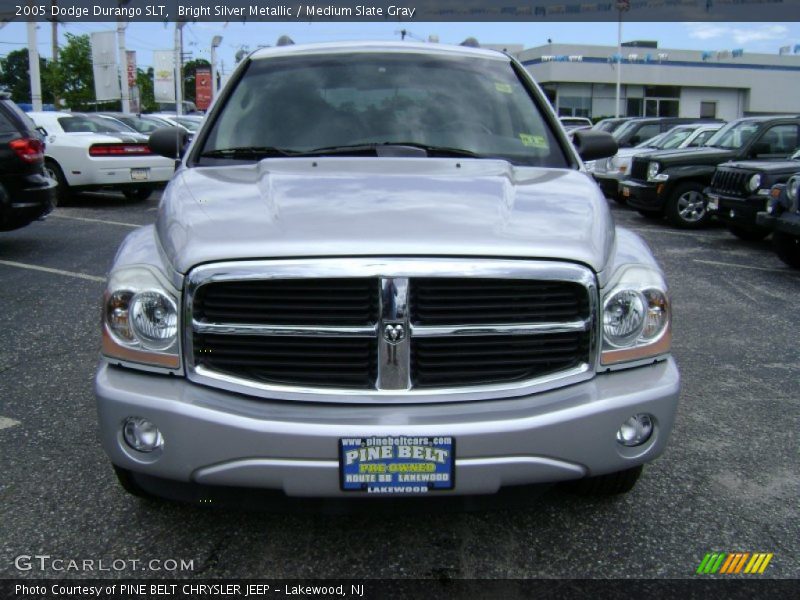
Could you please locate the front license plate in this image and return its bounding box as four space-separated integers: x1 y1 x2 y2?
130 168 149 181
339 436 455 494
622 186 631 198
707 194 719 211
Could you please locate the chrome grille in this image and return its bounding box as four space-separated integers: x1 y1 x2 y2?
630 158 649 182
709 168 748 197
184 259 598 404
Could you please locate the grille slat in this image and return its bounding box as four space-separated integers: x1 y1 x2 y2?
710 168 748 197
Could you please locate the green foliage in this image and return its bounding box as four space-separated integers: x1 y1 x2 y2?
0 49 53 104
50 33 95 110
135 67 157 113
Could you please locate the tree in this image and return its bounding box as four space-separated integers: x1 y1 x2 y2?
0 48 53 105
135 67 157 113
47 33 94 110
182 58 211 104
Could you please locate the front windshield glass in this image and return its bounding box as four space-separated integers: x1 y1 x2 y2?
199 53 568 167
634 132 666 148
705 120 760 149
656 127 694 150
611 121 637 140
86 115 136 133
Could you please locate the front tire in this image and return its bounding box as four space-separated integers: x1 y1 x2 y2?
773 232 800 268
564 465 643 496
727 224 770 242
666 182 710 229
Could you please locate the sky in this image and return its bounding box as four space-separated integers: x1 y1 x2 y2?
1 21 799 75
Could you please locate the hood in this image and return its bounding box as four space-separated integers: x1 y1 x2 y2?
641 146 736 166
157 158 615 275
718 158 800 173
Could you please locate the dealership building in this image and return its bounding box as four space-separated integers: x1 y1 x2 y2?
516 42 800 121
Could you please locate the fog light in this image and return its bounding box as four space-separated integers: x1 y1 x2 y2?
123 417 163 452
729 209 736 219
616 414 654 447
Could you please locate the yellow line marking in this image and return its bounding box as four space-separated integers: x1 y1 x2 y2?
758 553 773 574
734 553 750 573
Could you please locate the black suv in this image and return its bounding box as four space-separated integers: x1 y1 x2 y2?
757 176 800 267
706 149 800 240
0 94 57 231
612 117 718 149
621 116 800 228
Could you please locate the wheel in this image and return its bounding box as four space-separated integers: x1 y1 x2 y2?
113 465 155 500
773 232 800 268
122 186 154 202
666 182 710 229
43 159 70 206
727 224 770 242
637 209 663 221
564 465 643 496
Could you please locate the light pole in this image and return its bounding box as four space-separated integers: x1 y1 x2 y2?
26 21 42 111
117 21 130 113
174 22 185 115
211 35 223 100
614 0 630 118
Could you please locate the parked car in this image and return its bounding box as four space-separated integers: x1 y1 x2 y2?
0 93 57 230
706 148 800 240
559 116 593 131
148 113 203 132
593 123 723 201
612 117 722 149
621 116 800 228
757 177 800 267
97 112 180 135
27 111 176 202
96 41 679 503
591 117 632 134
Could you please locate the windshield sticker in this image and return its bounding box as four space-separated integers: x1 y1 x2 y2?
519 133 548 149
494 82 513 94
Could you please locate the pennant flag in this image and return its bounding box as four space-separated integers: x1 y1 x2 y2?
732 49 744 58
779 45 791 55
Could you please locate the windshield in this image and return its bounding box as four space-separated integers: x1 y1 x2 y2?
174 117 201 132
656 127 694 150
634 132 666 148
199 53 568 167
705 120 760 149
58 115 136 134
611 121 637 140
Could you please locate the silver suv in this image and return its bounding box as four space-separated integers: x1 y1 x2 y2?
96 41 679 502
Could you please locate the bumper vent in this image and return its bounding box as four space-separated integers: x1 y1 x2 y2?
709 169 748 197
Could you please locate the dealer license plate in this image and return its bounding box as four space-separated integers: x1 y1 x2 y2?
707 194 719 211
339 435 455 494
622 186 631 198
130 168 149 181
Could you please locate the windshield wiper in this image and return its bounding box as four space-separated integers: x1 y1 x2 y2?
294 142 484 159
200 146 294 159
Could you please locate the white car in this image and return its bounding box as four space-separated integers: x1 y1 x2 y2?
592 122 723 200
27 111 176 203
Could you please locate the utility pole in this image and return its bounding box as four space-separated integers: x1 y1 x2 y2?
614 0 630 118
211 35 222 100
117 21 130 112
26 22 43 111
175 22 185 115
51 1 59 108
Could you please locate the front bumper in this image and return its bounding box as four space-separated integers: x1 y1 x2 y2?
706 192 767 230
96 358 681 498
757 211 800 236
593 173 622 199
620 180 664 212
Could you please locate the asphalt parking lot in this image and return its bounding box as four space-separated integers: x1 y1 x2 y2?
0 190 798 580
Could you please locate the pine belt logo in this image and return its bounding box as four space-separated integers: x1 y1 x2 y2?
696 552 774 575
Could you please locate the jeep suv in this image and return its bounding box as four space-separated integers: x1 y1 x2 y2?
706 149 800 241
0 93 57 231
621 116 800 228
757 176 800 267
95 41 679 503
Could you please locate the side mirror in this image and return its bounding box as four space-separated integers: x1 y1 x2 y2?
572 130 618 162
149 127 189 159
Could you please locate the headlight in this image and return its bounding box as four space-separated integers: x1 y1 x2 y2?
601 266 671 366
102 267 180 369
788 176 800 212
647 162 668 182
748 173 762 192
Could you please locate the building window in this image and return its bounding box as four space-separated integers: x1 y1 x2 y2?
558 96 591 118
700 101 717 119
645 98 679 117
626 98 643 117
644 85 680 98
